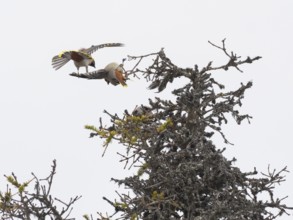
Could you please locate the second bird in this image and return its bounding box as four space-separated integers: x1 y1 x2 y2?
52 43 124 73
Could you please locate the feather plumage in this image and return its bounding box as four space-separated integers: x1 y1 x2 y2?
52 43 124 73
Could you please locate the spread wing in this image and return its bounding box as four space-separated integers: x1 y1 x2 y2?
52 51 92 70
52 51 72 70
83 43 124 55
69 69 109 79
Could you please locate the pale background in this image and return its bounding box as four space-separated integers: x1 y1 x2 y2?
1 0 292 219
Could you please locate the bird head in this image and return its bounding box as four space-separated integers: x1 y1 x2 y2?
90 60 96 68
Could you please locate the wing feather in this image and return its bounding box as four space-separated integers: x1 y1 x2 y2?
51 52 71 70
52 51 93 70
84 43 124 55
69 69 109 79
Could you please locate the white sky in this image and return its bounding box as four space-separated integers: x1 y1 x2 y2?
1 0 293 219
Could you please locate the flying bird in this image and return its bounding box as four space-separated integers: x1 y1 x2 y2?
102 62 127 86
52 43 124 73
70 62 127 87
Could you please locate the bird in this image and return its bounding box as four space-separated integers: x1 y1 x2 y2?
69 62 127 87
102 62 127 86
52 43 124 73
132 105 153 116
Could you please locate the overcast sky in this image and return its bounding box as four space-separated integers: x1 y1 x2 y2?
1 0 293 219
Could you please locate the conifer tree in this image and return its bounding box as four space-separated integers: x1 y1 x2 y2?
87 40 292 220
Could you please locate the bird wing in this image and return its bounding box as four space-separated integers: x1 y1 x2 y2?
70 69 109 80
87 69 109 79
52 51 93 70
83 43 124 55
51 51 72 70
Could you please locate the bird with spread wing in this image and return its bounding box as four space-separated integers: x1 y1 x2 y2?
70 62 127 87
52 43 124 73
